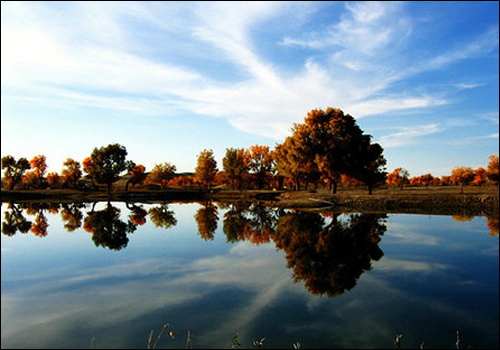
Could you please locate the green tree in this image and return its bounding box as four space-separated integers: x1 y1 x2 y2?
86 143 130 195
1 155 30 190
195 149 218 189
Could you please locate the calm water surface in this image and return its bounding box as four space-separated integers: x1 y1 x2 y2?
1 202 498 349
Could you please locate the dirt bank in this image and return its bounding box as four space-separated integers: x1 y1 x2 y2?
1 188 498 217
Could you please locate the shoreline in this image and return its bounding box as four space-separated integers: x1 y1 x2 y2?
1 188 498 217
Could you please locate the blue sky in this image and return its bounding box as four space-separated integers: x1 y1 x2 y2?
1 1 498 176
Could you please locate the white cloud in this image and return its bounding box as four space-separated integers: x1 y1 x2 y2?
377 124 443 148
1 1 497 142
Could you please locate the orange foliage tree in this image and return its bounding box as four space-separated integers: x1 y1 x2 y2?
61 158 82 188
472 167 488 187
451 166 475 194
275 108 386 194
24 155 48 188
195 149 218 189
126 164 147 191
386 168 410 189
486 154 499 185
46 172 62 188
246 145 273 190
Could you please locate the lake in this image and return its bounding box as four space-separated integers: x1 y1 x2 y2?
1 201 498 349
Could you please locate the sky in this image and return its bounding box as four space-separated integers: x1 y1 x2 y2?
1 1 499 176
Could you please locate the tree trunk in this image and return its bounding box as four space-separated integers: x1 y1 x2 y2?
330 179 337 194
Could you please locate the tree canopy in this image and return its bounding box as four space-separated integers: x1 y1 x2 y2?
85 143 130 195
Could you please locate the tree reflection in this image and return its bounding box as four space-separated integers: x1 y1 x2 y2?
487 216 499 237
148 204 177 230
127 203 148 226
274 212 387 297
195 202 219 241
2 202 32 236
83 202 137 251
60 203 84 232
222 202 279 244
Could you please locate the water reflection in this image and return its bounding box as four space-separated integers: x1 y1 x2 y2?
274 212 386 297
83 202 137 251
195 202 219 240
2 201 499 298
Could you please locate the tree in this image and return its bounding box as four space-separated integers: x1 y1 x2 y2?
126 164 147 191
195 149 218 189
277 108 386 194
451 166 475 194
222 148 248 190
275 125 318 191
472 167 487 187
1 155 30 190
386 168 410 189
85 143 129 195
486 154 499 185
61 158 82 188
246 145 273 190
46 172 62 188
148 163 176 189
28 155 48 188
350 141 386 195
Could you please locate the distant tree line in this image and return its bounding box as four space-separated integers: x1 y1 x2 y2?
386 154 499 193
2 108 499 195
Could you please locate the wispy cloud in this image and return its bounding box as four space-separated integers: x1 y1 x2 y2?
377 124 443 148
1 1 498 142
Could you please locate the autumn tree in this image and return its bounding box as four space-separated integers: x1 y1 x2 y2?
195 149 218 189
386 168 410 189
46 172 62 188
222 148 248 190
274 124 318 191
472 167 488 187
28 155 48 188
451 166 475 194
85 143 130 195
276 108 386 194
126 164 147 191
486 154 499 185
148 163 176 189
61 158 82 188
246 145 273 190
1 155 30 190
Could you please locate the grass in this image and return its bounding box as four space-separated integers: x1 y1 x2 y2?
86 325 475 349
